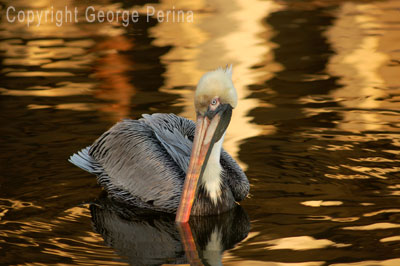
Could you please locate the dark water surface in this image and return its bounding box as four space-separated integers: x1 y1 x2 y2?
1 0 400 265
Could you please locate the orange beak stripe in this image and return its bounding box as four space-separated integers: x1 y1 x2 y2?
175 114 221 223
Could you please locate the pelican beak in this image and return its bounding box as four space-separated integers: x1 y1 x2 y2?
175 104 232 223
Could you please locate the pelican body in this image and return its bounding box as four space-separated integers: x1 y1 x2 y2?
69 66 249 222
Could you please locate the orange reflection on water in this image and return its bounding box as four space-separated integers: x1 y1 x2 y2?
301 200 343 207
326 1 400 133
307 215 359 223
0 199 43 222
343 223 400 231
363 209 400 217
225 262 325 266
380 236 400 243
0 0 137 120
0 83 94 97
1 204 124 263
339 164 400 180
264 236 348 250
331 258 400 266
91 35 136 121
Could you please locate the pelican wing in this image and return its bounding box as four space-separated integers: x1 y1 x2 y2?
87 116 187 213
140 113 194 173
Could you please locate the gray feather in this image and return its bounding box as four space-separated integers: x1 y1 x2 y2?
68 146 102 174
88 116 184 213
141 113 193 172
69 113 249 214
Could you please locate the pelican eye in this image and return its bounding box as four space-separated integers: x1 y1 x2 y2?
211 98 218 105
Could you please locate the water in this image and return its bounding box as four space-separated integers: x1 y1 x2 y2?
1 0 400 265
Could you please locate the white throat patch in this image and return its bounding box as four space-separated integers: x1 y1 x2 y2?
201 135 224 204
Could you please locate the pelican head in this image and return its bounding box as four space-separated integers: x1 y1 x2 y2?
176 66 238 223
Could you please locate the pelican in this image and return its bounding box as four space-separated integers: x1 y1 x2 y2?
69 66 249 223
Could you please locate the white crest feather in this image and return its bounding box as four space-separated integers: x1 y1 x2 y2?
225 64 233 77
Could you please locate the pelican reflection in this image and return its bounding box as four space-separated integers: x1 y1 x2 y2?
90 196 250 266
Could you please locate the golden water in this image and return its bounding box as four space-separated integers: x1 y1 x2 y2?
1 0 400 265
